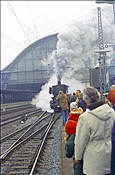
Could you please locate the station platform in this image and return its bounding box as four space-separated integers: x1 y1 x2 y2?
60 126 74 175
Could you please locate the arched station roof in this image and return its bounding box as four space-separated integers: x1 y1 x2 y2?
2 33 58 91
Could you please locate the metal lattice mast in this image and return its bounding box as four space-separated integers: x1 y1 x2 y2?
97 7 104 50
96 7 107 93
95 1 115 54
95 1 115 92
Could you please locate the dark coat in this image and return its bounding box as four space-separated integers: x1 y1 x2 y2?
77 98 87 112
70 95 76 103
113 105 115 111
111 120 115 175
73 160 84 175
65 134 84 175
65 134 75 158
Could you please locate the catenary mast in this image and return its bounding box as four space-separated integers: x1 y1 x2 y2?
95 0 115 54
95 1 114 92
95 6 110 93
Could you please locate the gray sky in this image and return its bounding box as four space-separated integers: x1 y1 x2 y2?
1 1 113 70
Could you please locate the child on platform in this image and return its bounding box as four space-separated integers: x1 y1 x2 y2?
64 102 84 175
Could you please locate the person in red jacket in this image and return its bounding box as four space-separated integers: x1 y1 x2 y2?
68 101 83 124
64 102 84 175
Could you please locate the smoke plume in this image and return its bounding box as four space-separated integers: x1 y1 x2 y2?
32 4 114 111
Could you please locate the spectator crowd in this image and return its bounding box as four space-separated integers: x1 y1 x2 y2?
56 85 115 175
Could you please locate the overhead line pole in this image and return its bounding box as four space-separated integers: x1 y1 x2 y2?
95 0 115 55
95 0 115 92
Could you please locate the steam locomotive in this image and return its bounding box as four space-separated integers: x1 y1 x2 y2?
49 80 69 112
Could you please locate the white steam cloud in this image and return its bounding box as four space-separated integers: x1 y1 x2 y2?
31 74 84 111
32 5 114 111
31 74 56 112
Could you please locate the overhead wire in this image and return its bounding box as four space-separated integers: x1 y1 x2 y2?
2 1 111 47
28 9 98 60
2 1 97 49
2 33 24 48
2 8 99 61
2 38 37 49
7 1 30 42
52 10 96 32
2 43 19 52
3 1 37 40
3 1 39 59
26 2 38 39
2 1 38 57
26 2 35 27
2 2 104 65
37 9 97 39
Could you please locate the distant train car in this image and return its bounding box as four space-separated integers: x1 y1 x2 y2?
49 80 69 112
90 58 115 91
108 58 115 88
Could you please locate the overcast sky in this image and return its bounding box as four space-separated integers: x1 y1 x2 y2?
1 1 113 70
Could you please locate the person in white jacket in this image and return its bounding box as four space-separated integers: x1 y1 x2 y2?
74 86 115 175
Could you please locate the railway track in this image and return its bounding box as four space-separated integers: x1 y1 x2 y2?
1 104 34 115
1 103 43 139
0 109 41 126
1 103 38 122
0 101 31 112
0 111 61 175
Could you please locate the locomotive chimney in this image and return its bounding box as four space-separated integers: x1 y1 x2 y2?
57 75 61 85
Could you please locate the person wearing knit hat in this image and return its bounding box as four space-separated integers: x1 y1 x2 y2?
64 119 84 175
68 102 83 124
70 102 78 109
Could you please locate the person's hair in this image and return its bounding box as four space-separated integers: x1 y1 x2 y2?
78 93 83 99
73 92 76 95
59 90 64 95
76 90 81 93
83 86 100 104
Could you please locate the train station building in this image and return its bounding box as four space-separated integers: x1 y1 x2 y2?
1 33 115 103
1 33 58 103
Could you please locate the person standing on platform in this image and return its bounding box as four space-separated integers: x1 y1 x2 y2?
107 88 115 175
70 92 76 103
68 102 83 123
77 93 87 112
64 102 84 175
75 90 81 103
66 93 71 112
110 121 115 175
74 86 115 175
56 90 69 126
